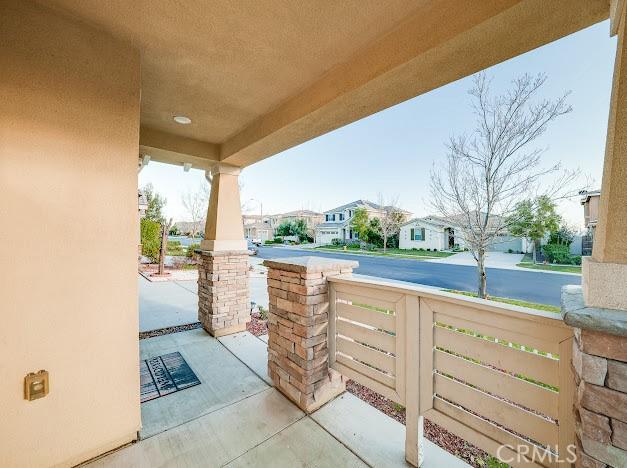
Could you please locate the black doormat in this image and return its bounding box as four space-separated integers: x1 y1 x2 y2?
140 352 200 403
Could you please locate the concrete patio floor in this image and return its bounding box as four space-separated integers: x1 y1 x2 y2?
86 329 469 467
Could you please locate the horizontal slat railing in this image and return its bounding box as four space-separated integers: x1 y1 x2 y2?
327 274 575 468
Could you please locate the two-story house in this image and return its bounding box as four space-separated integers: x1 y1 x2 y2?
314 200 410 244
580 189 601 256
269 210 324 238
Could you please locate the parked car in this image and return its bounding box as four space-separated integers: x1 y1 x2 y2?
251 238 262 246
247 240 259 255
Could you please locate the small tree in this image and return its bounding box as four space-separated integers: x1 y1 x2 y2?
181 181 209 238
157 218 173 275
293 219 309 242
430 72 576 298
508 196 560 263
366 218 383 247
377 195 406 252
549 224 576 246
141 183 167 223
350 208 370 242
140 218 161 262
276 221 294 237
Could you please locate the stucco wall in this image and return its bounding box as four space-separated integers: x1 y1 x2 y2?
399 222 445 250
0 2 141 466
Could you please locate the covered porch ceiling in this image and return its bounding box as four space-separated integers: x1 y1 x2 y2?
43 0 609 170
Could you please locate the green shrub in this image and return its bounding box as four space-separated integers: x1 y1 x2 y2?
258 305 268 321
187 243 200 258
542 243 577 264
166 239 185 256
140 218 161 262
348 243 360 250
331 238 343 246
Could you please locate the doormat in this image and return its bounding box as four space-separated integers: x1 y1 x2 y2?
140 352 200 403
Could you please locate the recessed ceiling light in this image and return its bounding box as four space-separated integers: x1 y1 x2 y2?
173 115 192 125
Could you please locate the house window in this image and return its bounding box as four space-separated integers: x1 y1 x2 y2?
338 213 344 221
410 227 426 241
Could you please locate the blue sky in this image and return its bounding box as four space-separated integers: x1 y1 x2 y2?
140 20 616 228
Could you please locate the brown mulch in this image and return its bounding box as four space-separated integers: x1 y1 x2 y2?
139 322 202 340
345 380 491 467
247 312 268 336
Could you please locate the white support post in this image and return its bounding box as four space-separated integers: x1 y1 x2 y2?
405 294 422 467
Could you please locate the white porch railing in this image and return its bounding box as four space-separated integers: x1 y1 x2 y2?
328 274 575 467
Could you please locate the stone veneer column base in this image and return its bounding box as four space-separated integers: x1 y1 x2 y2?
561 285 627 467
263 256 358 413
197 249 250 337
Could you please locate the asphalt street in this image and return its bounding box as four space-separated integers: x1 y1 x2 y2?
257 247 580 306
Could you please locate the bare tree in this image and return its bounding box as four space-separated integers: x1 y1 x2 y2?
181 181 210 238
158 218 173 276
377 194 406 253
430 72 578 298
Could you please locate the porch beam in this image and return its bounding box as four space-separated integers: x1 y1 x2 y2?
139 126 220 171
220 0 608 168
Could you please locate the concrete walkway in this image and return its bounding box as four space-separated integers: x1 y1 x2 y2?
139 277 198 332
89 329 469 467
139 261 270 332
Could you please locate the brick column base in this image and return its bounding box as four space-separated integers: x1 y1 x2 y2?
197 250 250 337
264 256 358 413
562 286 627 467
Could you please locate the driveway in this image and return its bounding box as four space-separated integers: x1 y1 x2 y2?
256 247 579 306
427 251 524 269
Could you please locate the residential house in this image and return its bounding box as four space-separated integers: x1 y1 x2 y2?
400 215 530 252
315 200 411 244
242 214 273 242
580 189 601 255
269 210 324 238
138 191 148 218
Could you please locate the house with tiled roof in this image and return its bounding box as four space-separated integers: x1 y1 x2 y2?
315 200 410 244
399 213 530 253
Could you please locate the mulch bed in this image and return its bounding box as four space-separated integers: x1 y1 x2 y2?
345 380 491 467
139 322 202 340
247 311 268 336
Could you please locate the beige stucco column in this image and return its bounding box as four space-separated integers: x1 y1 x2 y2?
561 5 627 466
201 163 247 252
583 0 627 311
197 163 250 336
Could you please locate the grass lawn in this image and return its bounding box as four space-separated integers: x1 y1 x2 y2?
446 289 561 314
314 245 454 259
516 253 581 274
